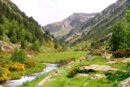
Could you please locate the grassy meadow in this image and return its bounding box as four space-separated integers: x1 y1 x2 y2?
34 51 87 63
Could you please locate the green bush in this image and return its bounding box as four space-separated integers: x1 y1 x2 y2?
31 40 40 51
113 48 130 58
24 59 36 68
67 66 79 78
105 71 130 82
110 21 129 51
127 61 130 71
11 49 26 63
10 36 17 43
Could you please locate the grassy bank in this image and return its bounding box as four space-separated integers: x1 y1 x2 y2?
0 54 46 81
9 63 45 79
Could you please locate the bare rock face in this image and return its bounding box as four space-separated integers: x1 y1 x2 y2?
82 64 117 71
118 77 130 87
0 40 20 53
0 40 13 52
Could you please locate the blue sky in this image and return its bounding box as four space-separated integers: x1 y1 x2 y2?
11 0 117 26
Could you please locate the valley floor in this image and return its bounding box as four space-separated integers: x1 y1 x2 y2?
18 51 130 87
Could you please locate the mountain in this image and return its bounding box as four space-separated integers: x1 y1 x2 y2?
0 0 59 50
44 13 98 39
61 0 129 46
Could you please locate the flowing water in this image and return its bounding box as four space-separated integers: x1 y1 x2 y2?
6 63 58 87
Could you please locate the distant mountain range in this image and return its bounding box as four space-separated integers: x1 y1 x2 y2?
44 13 98 39
44 0 129 46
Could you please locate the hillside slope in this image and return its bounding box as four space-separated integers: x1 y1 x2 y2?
44 13 98 39
61 0 128 46
0 0 58 49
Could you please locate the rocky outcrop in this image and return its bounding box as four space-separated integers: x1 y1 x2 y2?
0 40 13 52
0 40 21 53
81 64 117 71
118 77 130 87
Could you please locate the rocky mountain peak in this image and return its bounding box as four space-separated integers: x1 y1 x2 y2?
44 13 98 38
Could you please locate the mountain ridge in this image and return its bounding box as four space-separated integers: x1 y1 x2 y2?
44 13 98 39
61 0 128 46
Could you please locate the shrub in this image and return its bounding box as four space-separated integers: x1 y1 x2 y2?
11 49 26 63
0 68 10 83
89 49 103 56
10 36 17 43
127 61 130 71
67 66 79 78
113 48 130 58
9 62 25 71
30 40 40 51
105 71 130 82
24 59 36 68
110 21 129 51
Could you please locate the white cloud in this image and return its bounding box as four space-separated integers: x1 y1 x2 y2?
11 0 117 26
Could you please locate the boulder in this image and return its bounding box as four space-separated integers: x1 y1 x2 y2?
80 57 86 62
91 74 106 80
102 52 112 60
78 74 88 77
86 54 94 60
118 77 130 87
107 60 117 64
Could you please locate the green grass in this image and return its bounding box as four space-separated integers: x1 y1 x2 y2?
34 51 87 63
79 55 107 66
109 63 127 71
16 53 130 87
87 78 117 87
40 46 57 53
39 55 129 87
42 69 117 87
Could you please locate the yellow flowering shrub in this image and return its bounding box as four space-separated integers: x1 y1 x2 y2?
9 62 25 71
0 74 7 82
0 68 10 82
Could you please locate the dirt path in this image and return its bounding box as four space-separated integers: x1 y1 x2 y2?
35 72 57 87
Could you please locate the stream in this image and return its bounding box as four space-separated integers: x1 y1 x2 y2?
6 63 58 87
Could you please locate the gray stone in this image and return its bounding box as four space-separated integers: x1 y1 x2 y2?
91 74 106 80
82 64 117 71
118 77 130 87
